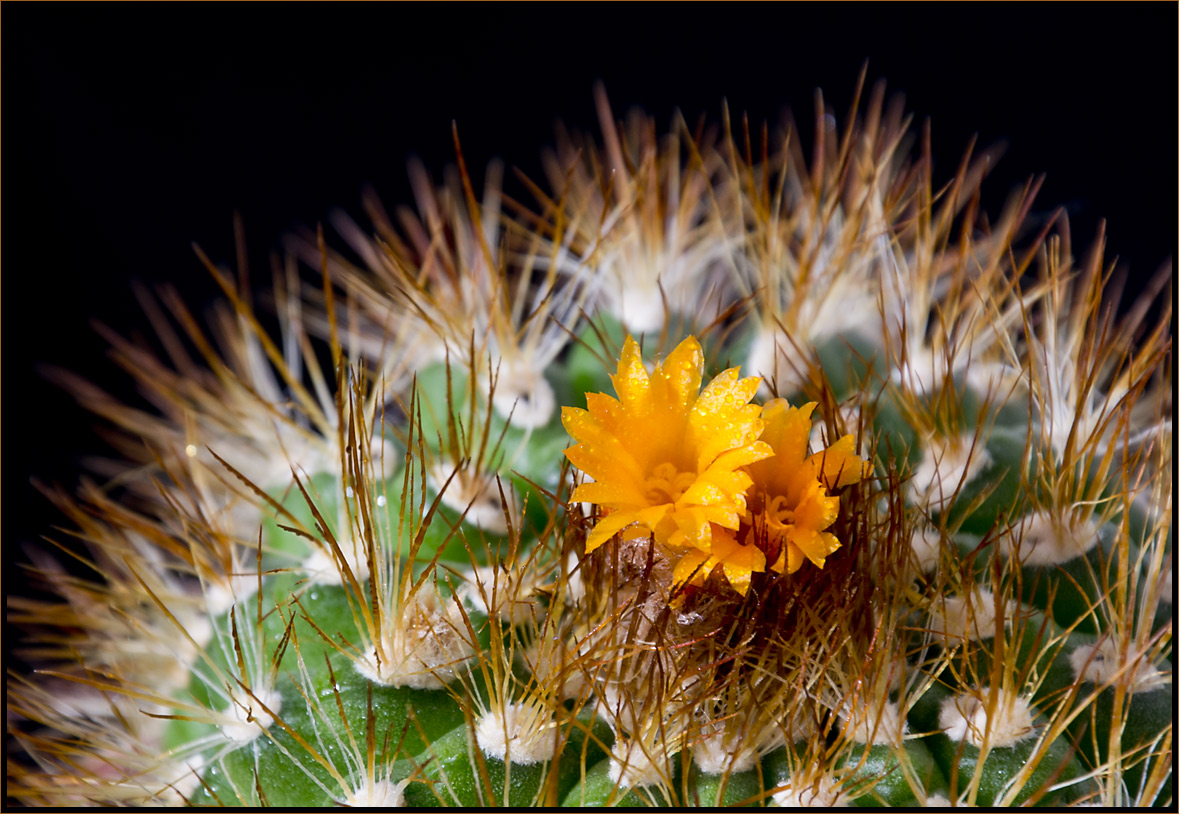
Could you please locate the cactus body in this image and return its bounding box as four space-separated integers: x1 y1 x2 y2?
8 87 1172 808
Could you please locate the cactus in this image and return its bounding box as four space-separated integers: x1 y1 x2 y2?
7 83 1172 808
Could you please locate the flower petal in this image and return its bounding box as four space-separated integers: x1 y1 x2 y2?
712 532 766 596
689 369 764 467
569 479 646 507
583 503 673 554
748 400 815 494
609 336 651 412
583 510 640 553
794 481 840 532
788 525 842 569
808 435 871 490
657 335 705 413
671 547 710 590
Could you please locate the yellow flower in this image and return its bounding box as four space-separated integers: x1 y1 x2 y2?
563 335 772 554
671 526 766 597
746 399 872 574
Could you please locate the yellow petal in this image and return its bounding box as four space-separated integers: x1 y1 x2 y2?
689 370 764 467
759 400 815 454
672 548 711 590
610 336 651 412
565 442 643 486
788 525 842 569
569 479 645 507
775 540 806 574
582 392 623 426
667 505 712 550
583 510 639 553
712 441 773 475
583 503 672 553
561 404 589 434
712 532 766 596
749 400 815 492
794 482 840 532
657 336 705 414
809 435 871 490
567 333 785 583
697 500 744 533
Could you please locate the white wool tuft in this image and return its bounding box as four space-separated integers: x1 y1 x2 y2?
1003 510 1099 567
301 538 370 586
354 592 474 689
771 774 850 807
1069 639 1166 691
692 730 762 775
218 686 282 745
841 699 908 746
911 434 990 511
488 367 556 429
938 687 1034 748
747 328 813 397
474 702 556 765
343 778 408 807
927 588 1006 645
608 739 670 789
428 462 520 535
909 525 943 574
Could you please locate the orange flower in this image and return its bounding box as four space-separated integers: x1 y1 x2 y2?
745 399 872 574
562 336 771 554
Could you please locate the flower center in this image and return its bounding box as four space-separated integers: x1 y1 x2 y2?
765 494 795 530
644 462 696 505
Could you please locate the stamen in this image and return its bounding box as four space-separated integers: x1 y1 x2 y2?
643 462 695 505
766 495 796 530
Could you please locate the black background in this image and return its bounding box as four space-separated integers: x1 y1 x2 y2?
4 5 1175 630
